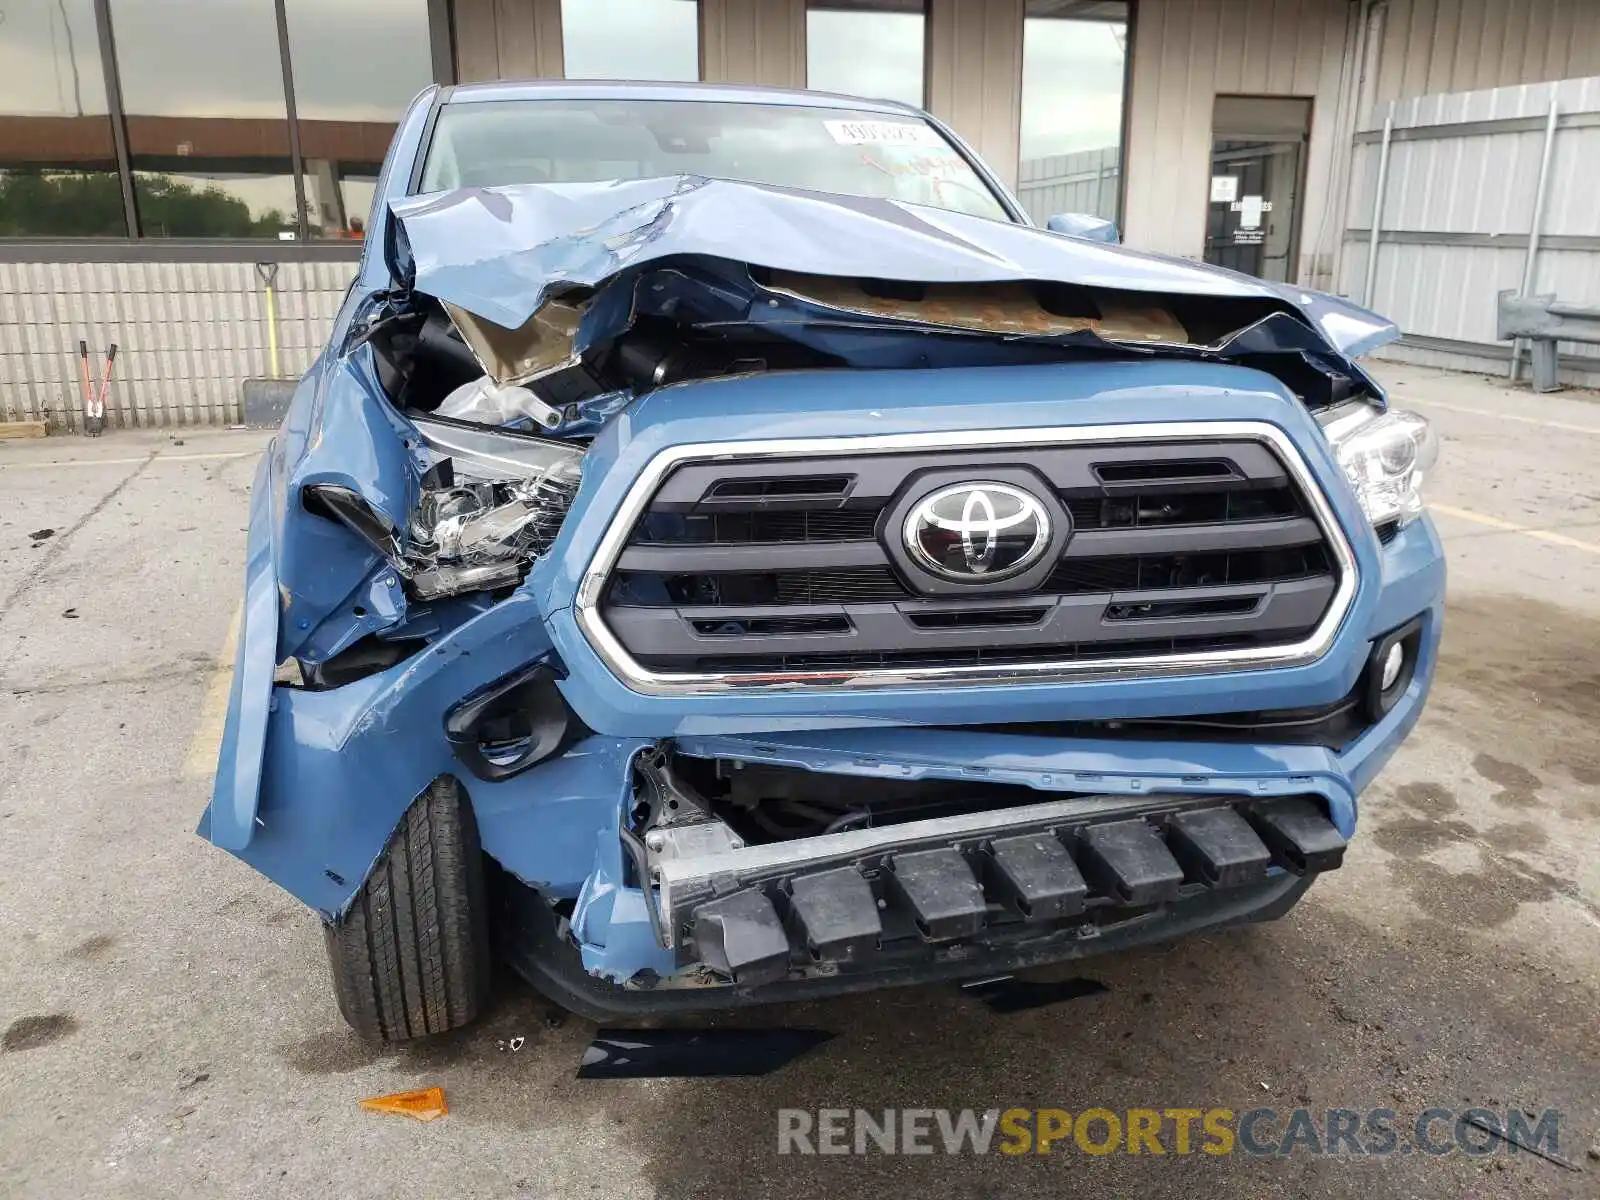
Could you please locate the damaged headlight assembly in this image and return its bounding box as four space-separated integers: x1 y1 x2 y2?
309 416 582 601
1319 403 1438 528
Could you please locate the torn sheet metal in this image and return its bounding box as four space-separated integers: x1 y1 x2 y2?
441 297 583 390
766 272 1189 342
389 175 1398 361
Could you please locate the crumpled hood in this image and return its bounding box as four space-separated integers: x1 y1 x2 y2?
388 174 1398 360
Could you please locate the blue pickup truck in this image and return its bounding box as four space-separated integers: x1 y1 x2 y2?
202 81 1443 1041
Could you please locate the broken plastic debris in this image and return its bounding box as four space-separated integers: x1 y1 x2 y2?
359 1086 448 1123
576 1028 833 1079
509 1036 525 1052
1460 1112 1580 1172
959 975 1109 1014
27 528 54 542
436 377 561 430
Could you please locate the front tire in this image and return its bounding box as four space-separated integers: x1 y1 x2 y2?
324 777 491 1042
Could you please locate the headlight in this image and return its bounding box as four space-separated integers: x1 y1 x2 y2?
305 416 583 602
1320 404 1438 528
405 417 582 599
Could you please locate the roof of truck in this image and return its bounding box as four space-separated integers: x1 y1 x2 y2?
445 78 926 116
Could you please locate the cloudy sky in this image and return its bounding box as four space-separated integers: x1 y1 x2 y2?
806 9 924 107
1019 16 1126 162
0 0 110 116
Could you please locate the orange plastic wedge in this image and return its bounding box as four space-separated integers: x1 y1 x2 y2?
358 1086 448 1123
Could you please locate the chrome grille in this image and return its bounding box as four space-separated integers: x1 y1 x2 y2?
574 423 1359 694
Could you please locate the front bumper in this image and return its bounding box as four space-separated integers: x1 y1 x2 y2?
500 860 1317 1020
663 790 1344 982
553 588 1436 988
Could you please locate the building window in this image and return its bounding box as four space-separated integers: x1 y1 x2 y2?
0 0 444 242
1017 0 1129 226
284 0 434 238
805 1 925 109
0 0 126 236
561 0 701 82
110 0 299 238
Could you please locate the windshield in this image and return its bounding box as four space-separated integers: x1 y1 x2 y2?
418 99 1012 222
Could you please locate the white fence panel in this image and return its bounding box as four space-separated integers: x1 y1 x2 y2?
1338 74 1600 387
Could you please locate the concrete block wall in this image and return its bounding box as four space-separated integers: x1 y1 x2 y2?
0 260 354 429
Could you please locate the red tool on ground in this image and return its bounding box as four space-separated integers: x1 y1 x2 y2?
85 342 116 436
77 340 96 434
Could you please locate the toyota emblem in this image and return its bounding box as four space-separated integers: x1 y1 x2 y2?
903 482 1053 581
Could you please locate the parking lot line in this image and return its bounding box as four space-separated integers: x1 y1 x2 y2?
1432 502 1600 555
1 450 259 470
183 604 242 780
1406 397 1600 436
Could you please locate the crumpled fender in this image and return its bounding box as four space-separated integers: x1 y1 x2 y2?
203 346 419 854
272 346 421 666
206 452 281 851
201 586 586 918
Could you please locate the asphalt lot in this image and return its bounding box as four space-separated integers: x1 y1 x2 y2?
1 365 1598 1198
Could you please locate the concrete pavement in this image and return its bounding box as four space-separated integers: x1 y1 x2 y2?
0 369 1596 1198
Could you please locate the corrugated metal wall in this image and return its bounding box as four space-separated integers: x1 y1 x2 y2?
1016 146 1121 223
1370 0 1600 108
1339 74 1600 387
0 261 353 428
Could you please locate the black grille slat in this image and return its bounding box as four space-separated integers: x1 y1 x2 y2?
601 440 1342 674
613 567 908 607
1047 546 1331 594
774 569 905 605
634 508 881 544
1093 459 1237 484
705 474 852 500
688 633 1262 674
691 615 853 636
1064 486 1301 530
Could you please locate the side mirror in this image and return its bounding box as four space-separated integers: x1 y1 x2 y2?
1046 213 1120 244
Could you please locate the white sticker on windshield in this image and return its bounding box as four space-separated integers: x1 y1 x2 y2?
824 120 944 148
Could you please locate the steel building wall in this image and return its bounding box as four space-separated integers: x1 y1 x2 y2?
1370 0 1600 108
12 1 1600 432
701 0 806 86
1339 74 1600 387
0 261 353 429
452 0 565 79
1120 0 1356 283
927 0 1025 191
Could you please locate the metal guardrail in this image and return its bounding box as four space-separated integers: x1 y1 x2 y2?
1497 291 1600 393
